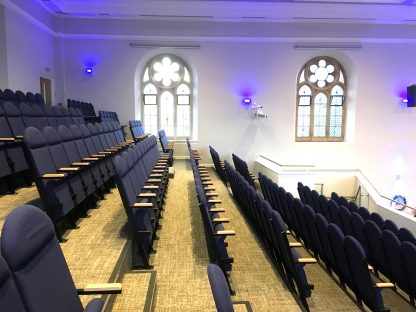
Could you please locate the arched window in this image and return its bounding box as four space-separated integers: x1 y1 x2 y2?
142 55 192 138
296 56 347 141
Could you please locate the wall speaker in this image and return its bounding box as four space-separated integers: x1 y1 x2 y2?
407 84 416 107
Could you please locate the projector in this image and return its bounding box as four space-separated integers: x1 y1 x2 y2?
252 105 267 118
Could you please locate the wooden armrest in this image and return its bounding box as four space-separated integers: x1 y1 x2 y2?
84 157 99 161
58 167 80 172
289 242 302 247
297 257 318 264
72 162 90 166
202 182 213 185
138 193 157 197
147 179 162 183
205 192 218 197
368 264 374 271
209 208 225 213
204 186 216 191
143 185 159 189
201 177 211 181
0 137 15 142
42 173 66 179
98 151 112 155
154 165 166 169
152 169 165 173
92 154 106 158
133 202 153 208
212 218 230 223
77 283 122 295
106 148 119 151
215 230 235 236
149 174 162 177
375 282 395 288
15 135 23 139
208 199 222 204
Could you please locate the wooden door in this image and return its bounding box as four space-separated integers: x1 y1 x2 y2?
40 77 52 106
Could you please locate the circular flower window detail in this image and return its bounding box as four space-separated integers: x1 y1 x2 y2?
150 56 183 88
309 59 336 88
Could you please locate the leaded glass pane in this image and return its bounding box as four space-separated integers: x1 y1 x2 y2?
144 95 156 105
160 91 174 136
313 93 327 137
143 83 157 94
184 68 191 83
143 68 149 82
177 105 190 137
178 95 189 105
297 106 310 137
299 70 305 83
144 105 158 135
329 106 343 137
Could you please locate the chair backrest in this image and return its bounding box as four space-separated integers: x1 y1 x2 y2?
1 205 92 312
381 230 408 292
369 212 384 229
364 220 389 277
357 207 370 220
3 101 25 137
26 92 37 106
383 219 398 234
400 242 416 299
338 205 353 236
15 90 27 104
207 264 234 312
398 227 416 244
327 223 351 286
344 235 386 311
19 103 38 129
350 212 371 260
0 255 26 311
314 213 336 270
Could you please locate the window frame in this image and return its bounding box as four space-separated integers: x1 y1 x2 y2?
141 54 193 139
295 56 347 142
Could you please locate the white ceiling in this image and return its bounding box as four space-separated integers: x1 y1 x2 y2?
39 0 416 23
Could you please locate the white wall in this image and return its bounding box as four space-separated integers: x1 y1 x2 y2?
3 6 58 102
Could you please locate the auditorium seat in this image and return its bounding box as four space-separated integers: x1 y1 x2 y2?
3 101 26 139
35 93 45 106
398 227 416 244
338 205 354 236
327 223 353 288
400 242 416 305
44 106 59 127
26 92 37 106
381 230 410 298
0 255 26 311
0 205 117 312
32 104 49 129
314 213 336 273
383 219 399 235
207 263 234 312
344 236 393 311
19 102 38 129
14 90 27 105
3 89 17 105
24 127 76 235
364 220 390 278
350 212 372 261
369 212 385 230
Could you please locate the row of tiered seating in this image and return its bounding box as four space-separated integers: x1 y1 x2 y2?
209 146 228 184
297 183 416 306
129 120 149 142
0 205 122 312
187 139 235 293
226 163 316 310
67 99 96 117
23 121 132 240
260 173 415 311
99 110 120 123
113 135 170 269
231 153 256 189
0 88 45 106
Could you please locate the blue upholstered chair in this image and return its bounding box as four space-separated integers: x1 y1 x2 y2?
207 264 234 312
0 205 106 312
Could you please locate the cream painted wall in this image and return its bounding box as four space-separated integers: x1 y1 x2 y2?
61 38 416 207
3 7 57 102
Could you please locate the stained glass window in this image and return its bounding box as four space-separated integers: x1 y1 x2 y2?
296 56 347 141
142 55 192 138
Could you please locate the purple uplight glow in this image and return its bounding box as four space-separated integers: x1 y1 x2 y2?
85 67 93 74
